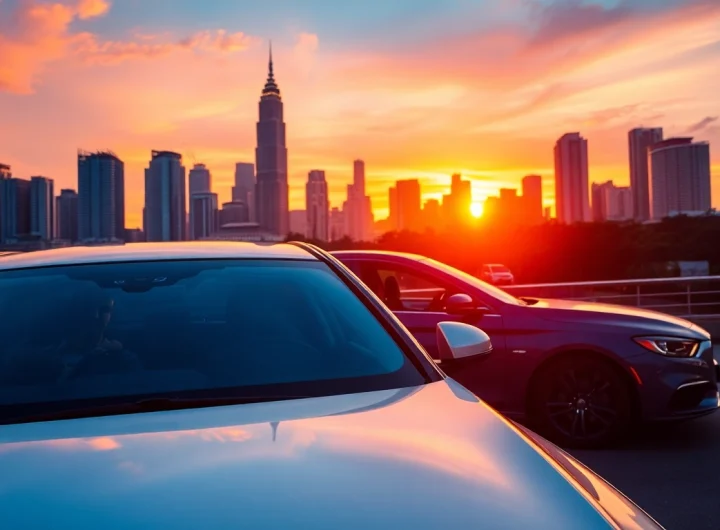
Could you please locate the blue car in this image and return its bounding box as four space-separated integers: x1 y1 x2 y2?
332 250 719 448
0 242 662 529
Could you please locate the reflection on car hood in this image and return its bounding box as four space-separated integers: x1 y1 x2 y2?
0 381 652 529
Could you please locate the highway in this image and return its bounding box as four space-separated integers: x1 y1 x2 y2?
571 345 720 530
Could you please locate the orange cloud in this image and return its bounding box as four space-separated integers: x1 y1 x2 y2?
76 0 111 19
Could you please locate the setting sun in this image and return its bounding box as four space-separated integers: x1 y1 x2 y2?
470 203 483 218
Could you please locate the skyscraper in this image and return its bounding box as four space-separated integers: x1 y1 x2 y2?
188 163 211 195
30 176 54 240
232 162 256 221
343 159 373 241
78 150 125 241
522 174 543 224
649 138 711 219
329 207 345 241
144 150 186 242
390 179 422 232
0 164 11 241
305 170 329 241
629 127 663 221
592 181 633 222
554 133 590 223
189 192 218 240
0 177 30 243
56 189 78 242
255 44 289 237
441 173 472 227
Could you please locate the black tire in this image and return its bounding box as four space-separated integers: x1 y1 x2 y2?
528 355 633 449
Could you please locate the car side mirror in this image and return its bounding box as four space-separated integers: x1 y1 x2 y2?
445 293 488 315
435 321 493 363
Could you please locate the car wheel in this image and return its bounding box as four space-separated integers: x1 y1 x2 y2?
529 355 633 449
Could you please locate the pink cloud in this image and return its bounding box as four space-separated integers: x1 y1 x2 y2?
72 30 254 65
0 0 255 93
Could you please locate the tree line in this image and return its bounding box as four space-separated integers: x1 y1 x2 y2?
287 216 720 283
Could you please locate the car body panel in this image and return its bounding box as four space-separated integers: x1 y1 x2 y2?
332 251 718 423
0 381 654 529
0 242 315 271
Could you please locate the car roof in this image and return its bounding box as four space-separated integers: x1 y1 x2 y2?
0 242 317 271
331 250 428 261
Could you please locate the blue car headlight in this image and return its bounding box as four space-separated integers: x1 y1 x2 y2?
634 336 700 358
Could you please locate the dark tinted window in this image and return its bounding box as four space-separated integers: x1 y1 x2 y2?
0 259 423 414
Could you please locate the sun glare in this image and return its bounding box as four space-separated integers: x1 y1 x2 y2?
470 202 483 218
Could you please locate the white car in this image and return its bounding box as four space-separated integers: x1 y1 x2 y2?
0 242 661 529
480 263 515 285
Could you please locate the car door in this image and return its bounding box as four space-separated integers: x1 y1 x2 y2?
347 258 509 410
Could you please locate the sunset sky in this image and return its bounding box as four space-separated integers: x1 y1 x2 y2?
1 0 718 228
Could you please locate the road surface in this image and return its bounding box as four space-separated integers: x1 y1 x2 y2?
571 346 720 530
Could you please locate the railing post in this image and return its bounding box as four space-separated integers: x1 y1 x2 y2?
636 285 641 307
686 284 692 315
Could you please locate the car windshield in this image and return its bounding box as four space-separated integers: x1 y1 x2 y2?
490 265 511 274
0 258 424 422
423 259 523 306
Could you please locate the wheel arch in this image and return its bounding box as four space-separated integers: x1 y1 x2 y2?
525 344 642 422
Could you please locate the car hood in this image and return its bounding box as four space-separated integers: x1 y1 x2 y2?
0 381 656 530
526 298 708 337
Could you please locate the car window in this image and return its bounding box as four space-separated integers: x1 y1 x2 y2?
491 265 511 273
0 259 425 419
356 262 453 313
423 258 523 306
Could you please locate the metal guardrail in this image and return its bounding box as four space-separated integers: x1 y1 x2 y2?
502 276 720 318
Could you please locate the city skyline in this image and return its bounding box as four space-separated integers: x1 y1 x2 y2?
0 0 719 227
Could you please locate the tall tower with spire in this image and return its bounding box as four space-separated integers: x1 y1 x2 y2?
255 42 289 237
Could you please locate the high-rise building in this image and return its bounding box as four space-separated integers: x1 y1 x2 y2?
390 179 422 232
343 160 373 240
289 209 306 236
649 138 711 219
188 163 211 195
189 192 218 240
232 162 256 221
629 127 663 221
441 173 472 227
305 170 329 241
56 189 78 242
144 150 186 242
255 45 289 237
0 163 10 179
0 177 30 242
591 181 633 222
522 174 543 224
329 207 345 241
483 188 529 225
0 164 11 242
554 133 590 223
422 198 441 231
30 176 54 240
220 201 250 226
78 150 125 241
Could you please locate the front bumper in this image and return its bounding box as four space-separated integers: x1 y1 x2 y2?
630 339 719 422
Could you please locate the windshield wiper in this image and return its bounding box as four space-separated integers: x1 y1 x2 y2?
0 394 312 426
518 296 539 305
